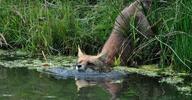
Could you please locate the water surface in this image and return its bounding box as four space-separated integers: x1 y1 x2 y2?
0 67 191 100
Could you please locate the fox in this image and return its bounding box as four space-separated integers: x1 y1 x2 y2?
77 0 153 71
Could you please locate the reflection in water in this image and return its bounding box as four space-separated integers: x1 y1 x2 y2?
75 73 191 100
121 75 164 100
76 79 121 100
75 75 164 100
0 67 191 100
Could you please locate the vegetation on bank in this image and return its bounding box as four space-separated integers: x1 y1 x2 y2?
0 0 191 72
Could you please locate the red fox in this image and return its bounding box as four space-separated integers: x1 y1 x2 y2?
77 0 153 71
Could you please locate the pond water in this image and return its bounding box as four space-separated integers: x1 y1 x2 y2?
0 67 191 100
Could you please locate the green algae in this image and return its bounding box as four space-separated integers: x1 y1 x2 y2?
114 65 161 77
160 76 184 85
0 50 76 69
176 86 192 96
0 56 76 69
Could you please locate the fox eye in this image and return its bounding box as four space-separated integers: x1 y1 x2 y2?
87 62 96 66
78 60 83 64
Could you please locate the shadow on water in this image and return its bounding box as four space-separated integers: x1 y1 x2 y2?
0 67 191 100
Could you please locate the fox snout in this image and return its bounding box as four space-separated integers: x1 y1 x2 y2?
75 64 86 71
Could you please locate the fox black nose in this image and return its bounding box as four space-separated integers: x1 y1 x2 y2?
77 64 82 68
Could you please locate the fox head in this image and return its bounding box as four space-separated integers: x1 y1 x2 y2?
76 47 107 71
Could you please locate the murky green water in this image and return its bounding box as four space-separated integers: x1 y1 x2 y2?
0 67 191 100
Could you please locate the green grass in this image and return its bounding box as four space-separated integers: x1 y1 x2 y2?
149 0 192 72
0 0 119 54
0 0 191 72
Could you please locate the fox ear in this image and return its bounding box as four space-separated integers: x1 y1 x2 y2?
78 46 84 57
97 53 107 62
